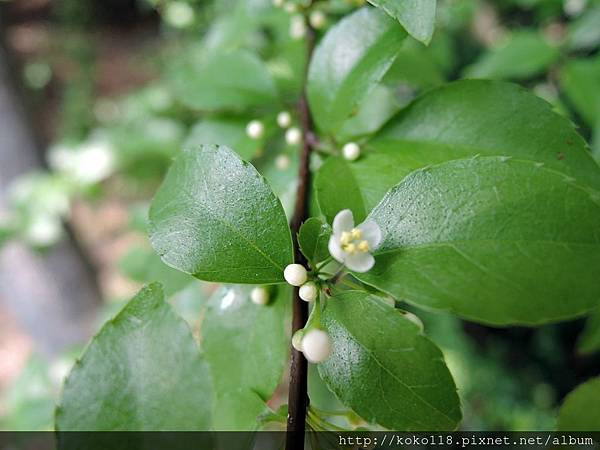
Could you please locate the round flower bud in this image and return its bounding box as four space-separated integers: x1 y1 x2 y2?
277 111 292 128
299 281 318 302
309 10 327 29
289 15 306 39
284 2 298 13
246 120 265 140
250 286 269 305
342 142 361 161
284 263 308 286
285 127 302 146
302 329 332 363
272 0 284 7
292 330 304 352
275 154 290 170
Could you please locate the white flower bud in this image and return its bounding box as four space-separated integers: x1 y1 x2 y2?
284 263 307 286
284 2 298 13
302 329 332 363
164 1 195 28
342 142 361 161
299 281 318 302
250 286 269 305
277 111 292 128
272 0 284 7
275 154 291 170
246 120 265 140
309 10 327 29
285 127 302 145
290 15 306 39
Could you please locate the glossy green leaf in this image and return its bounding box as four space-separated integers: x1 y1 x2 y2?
119 246 193 297
463 31 560 80
556 377 600 430
367 0 436 45
319 291 461 430
170 50 277 112
307 7 406 135
577 309 600 355
149 145 294 284
314 80 600 223
357 157 600 325
56 284 213 430
184 118 263 161
202 285 290 429
298 218 332 265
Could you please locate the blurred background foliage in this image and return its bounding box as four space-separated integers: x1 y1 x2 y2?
0 0 599 431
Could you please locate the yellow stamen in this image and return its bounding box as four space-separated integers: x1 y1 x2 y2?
351 228 362 240
340 231 352 246
358 240 370 252
344 243 357 254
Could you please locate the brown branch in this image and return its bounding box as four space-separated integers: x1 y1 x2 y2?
286 18 316 450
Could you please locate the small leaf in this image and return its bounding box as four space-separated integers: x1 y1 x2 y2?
366 0 436 45
560 55 600 129
170 49 277 112
357 157 600 325
556 376 600 430
307 7 406 135
202 285 290 429
577 308 600 355
298 218 332 265
55 284 213 430
149 144 294 284
319 291 461 430
185 118 263 161
463 31 560 81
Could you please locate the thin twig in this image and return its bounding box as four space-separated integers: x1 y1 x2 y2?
286 16 317 450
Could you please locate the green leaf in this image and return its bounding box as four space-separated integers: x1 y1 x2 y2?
170 49 277 112
55 284 213 430
314 80 600 222
119 246 193 297
319 291 461 430
307 7 406 135
567 6 600 52
298 217 332 265
184 118 263 161
149 145 294 284
357 157 600 325
366 0 436 45
202 285 290 429
577 308 600 355
463 31 560 80
556 376 600 430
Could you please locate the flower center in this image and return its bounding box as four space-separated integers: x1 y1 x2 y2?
340 228 370 254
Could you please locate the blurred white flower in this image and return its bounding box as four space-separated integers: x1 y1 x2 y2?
328 209 381 272
24 214 62 247
48 138 115 185
290 15 306 39
246 120 265 140
164 1 195 28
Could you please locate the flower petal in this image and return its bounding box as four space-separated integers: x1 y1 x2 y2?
328 236 346 264
357 219 382 249
345 252 375 273
332 209 354 236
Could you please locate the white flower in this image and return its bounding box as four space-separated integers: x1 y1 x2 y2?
25 215 62 246
299 281 318 302
250 287 269 305
277 111 292 128
285 127 302 145
284 2 298 13
246 120 265 140
290 15 306 39
284 263 307 286
309 10 327 29
328 209 381 272
302 329 332 363
342 142 360 161
272 0 284 7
